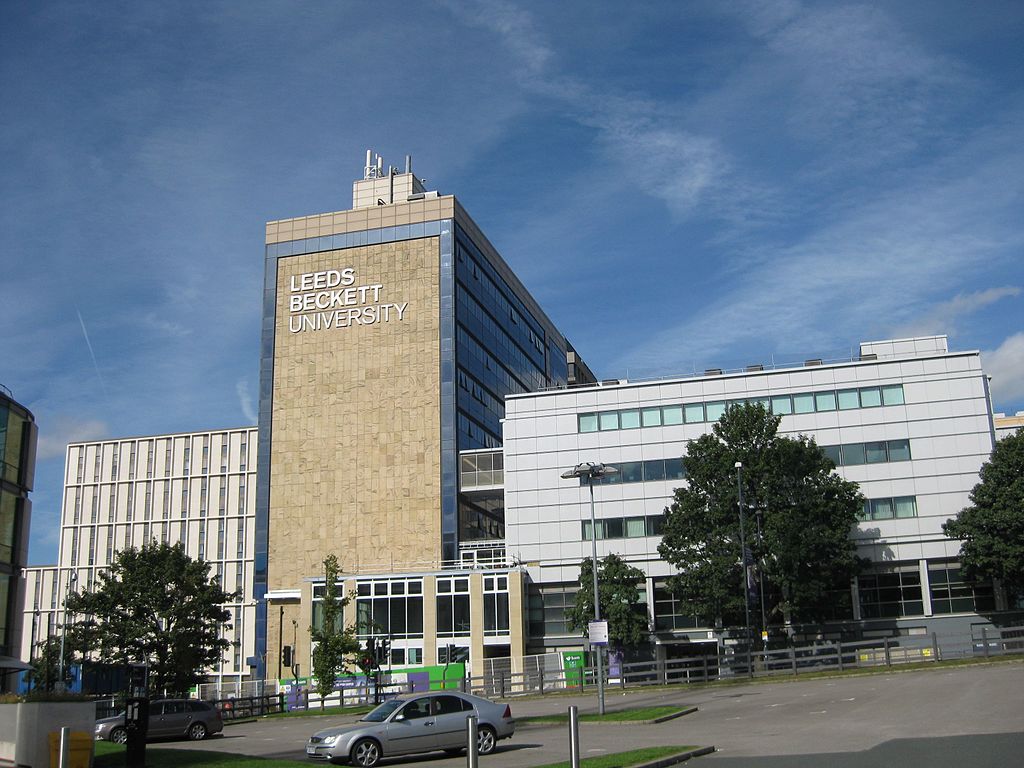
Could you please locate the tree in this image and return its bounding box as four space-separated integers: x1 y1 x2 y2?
566 554 649 650
64 542 236 695
658 403 865 633
943 430 1024 602
29 636 67 692
309 554 359 710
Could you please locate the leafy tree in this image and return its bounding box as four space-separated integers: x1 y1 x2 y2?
943 430 1024 602
309 554 359 710
566 554 649 650
64 542 236 695
29 636 67 692
658 403 865 633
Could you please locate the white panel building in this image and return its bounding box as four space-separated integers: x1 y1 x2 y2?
502 337 1008 656
20 427 258 687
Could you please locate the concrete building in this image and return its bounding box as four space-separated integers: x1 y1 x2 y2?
994 411 1024 439
1 385 36 676
502 336 1012 658
256 152 590 681
19 427 258 687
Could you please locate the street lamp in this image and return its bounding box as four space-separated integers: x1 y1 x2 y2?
58 571 78 691
734 462 753 677
560 461 618 716
754 506 768 654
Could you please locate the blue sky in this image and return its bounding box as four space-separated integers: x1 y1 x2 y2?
2 0 1022 566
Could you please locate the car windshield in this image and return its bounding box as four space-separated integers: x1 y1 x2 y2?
360 699 405 722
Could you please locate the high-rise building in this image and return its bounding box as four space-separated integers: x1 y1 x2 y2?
256 152 590 680
1 385 36 674
19 428 257 687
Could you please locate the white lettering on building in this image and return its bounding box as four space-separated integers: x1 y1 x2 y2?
286 268 408 334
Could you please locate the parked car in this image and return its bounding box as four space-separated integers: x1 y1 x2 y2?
305 691 514 766
95 698 224 743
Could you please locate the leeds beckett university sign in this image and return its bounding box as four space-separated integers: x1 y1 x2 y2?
287 268 408 334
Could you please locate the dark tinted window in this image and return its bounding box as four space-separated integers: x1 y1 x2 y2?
188 701 212 712
434 695 471 715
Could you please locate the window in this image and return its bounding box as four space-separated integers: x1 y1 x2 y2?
598 412 619 431
929 566 995 614
662 406 684 425
578 414 598 433
705 402 726 421
619 410 640 429
814 391 837 411
653 582 699 630
641 408 662 427
643 459 666 481
865 442 888 463
792 393 815 414
664 458 685 479
887 439 912 461
858 569 922 618
822 445 842 466
483 575 509 636
436 577 471 637
837 389 860 410
859 387 882 407
770 395 793 415
683 404 704 423
882 385 905 405
894 496 917 518
354 578 424 639
625 517 646 537
842 443 866 465
528 585 578 638
620 462 642 483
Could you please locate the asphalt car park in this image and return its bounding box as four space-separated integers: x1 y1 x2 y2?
149 662 1024 767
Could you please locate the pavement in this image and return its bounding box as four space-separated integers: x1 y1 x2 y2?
150 661 1024 767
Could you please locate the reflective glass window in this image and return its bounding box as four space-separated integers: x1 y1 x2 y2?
882 385 905 405
822 445 842 466
859 387 882 407
837 389 860 410
620 462 643 483
578 414 598 433
625 518 646 537
865 442 888 463
599 412 619 431
643 460 666 481
842 443 866 465
619 410 641 429
815 391 837 411
664 458 685 480
770 395 793 415
887 439 912 461
705 402 726 421
894 496 917 518
684 404 705 423
871 498 894 519
793 393 815 413
662 406 683 425
641 408 662 427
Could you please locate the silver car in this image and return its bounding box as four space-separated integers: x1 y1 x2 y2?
95 698 224 743
305 691 515 766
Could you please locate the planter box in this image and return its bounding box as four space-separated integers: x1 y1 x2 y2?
0 701 95 767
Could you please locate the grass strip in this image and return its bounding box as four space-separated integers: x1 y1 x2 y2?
523 705 687 724
532 746 697 768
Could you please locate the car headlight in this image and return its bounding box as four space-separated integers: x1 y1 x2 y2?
321 735 339 746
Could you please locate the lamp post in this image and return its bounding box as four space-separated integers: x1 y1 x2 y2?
734 463 752 677
560 461 618 716
754 506 768 654
57 571 78 691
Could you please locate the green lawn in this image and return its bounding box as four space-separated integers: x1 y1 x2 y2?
522 705 688 724
532 746 697 768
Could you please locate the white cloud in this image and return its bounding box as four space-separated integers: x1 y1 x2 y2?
36 415 109 460
236 378 258 425
890 287 1021 339
985 333 1024 407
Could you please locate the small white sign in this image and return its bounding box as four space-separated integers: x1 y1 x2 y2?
589 620 609 646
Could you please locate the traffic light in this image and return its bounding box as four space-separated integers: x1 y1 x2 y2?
282 645 292 667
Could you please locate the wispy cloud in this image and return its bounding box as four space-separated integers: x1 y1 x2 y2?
891 287 1021 339
36 415 109 460
236 378 257 425
985 333 1024 407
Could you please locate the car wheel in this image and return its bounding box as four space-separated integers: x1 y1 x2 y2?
109 728 128 745
477 725 497 755
187 722 208 741
350 738 382 768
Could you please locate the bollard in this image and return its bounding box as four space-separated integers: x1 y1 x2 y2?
568 705 581 768
466 714 479 768
836 641 844 672
499 673 506 699
58 726 70 768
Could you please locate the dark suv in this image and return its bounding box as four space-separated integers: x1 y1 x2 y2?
95 698 224 743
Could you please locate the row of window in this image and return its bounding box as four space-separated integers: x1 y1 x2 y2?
267 219 445 259
859 496 918 521
528 564 994 638
582 515 666 540
72 433 253 485
577 384 906 433
579 441 911 492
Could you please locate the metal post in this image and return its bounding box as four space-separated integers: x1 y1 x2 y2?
587 476 606 715
735 463 752 678
755 508 768 654
58 726 70 768
836 641 844 672
568 706 581 768
466 714 479 768
931 631 940 662
981 627 990 658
